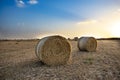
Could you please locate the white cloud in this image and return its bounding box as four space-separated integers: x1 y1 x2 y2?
113 9 120 14
15 0 25 8
28 0 38 5
117 9 120 12
15 0 38 8
77 20 97 25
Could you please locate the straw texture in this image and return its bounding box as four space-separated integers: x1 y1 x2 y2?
35 35 71 66
78 37 97 52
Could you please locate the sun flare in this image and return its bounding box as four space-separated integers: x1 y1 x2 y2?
110 22 120 37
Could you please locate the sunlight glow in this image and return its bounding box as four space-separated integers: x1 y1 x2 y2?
110 22 120 37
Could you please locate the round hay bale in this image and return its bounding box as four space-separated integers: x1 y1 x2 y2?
35 35 71 66
78 37 97 52
74 37 79 41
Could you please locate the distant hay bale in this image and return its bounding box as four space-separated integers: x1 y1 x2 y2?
68 38 71 41
35 35 71 66
78 37 97 52
74 37 79 41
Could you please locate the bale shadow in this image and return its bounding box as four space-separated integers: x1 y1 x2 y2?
20 60 45 68
32 61 45 67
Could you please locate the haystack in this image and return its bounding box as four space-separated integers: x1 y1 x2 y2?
35 35 71 66
78 37 97 52
74 37 79 41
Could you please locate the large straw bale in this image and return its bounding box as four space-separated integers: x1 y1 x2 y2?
35 35 71 66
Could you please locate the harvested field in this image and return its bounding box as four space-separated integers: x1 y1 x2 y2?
0 40 120 80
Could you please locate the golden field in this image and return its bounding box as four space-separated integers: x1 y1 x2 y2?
0 40 120 80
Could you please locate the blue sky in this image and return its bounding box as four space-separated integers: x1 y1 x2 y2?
0 0 120 39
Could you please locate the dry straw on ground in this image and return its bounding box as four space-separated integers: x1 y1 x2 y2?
78 37 97 52
35 35 71 66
